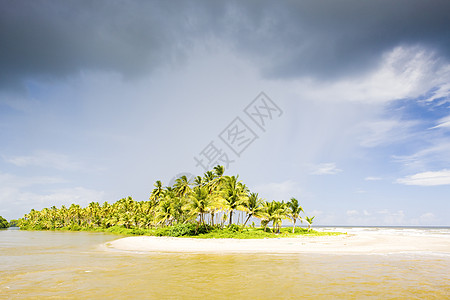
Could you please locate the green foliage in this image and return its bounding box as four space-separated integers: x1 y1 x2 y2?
8 219 19 227
68 224 82 231
194 227 343 239
105 226 153 236
155 223 212 237
196 228 270 239
17 165 321 238
0 216 9 229
226 223 241 232
220 175 249 225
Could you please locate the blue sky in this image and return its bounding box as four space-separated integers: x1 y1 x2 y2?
1 0 449 225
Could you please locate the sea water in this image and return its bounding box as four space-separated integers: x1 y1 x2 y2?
1 227 449 299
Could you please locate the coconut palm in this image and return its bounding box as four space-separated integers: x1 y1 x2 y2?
68 204 82 226
173 175 192 198
59 205 69 227
132 200 153 228
287 197 304 233
150 180 165 205
220 175 249 225
86 202 102 227
203 171 215 190
212 165 227 191
265 200 288 233
155 200 174 226
213 165 225 178
260 219 270 232
185 186 215 225
242 193 266 227
305 216 315 231
116 197 136 229
101 202 115 228
194 175 203 187
171 195 188 224
202 169 223 225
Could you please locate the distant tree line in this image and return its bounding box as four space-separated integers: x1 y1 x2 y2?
0 216 9 228
0 216 20 228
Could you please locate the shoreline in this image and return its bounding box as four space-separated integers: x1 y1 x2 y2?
104 230 450 255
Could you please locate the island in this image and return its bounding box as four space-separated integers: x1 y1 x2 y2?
19 166 323 238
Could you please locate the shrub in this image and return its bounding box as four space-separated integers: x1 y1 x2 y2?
8 219 19 227
168 223 196 236
68 224 82 231
226 224 241 232
0 216 9 229
129 228 148 235
154 223 213 237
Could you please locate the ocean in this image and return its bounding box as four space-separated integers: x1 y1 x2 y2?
1 227 449 299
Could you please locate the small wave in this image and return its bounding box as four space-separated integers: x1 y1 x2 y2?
319 227 450 238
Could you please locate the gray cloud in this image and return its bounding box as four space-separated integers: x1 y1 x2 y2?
0 0 221 91
1 0 450 91
230 0 450 79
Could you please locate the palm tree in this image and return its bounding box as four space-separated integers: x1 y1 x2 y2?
203 171 215 190
116 196 136 229
59 205 69 227
185 186 215 225
68 204 82 226
202 168 223 225
305 216 315 231
86 202 102 227
220 175 249 225
150 180 165 205
173 176 192 197
265 200 288 233
155 200 174 226
213 165 225 178
194 176 203 187
170 195 188 225
212 165 227 191
242 193 266 227
287 197 304 233
101 202 115 228
136 201 154 228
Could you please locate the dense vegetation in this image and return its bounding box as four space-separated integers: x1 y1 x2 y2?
19 166 319 237
8 219 19 227
0 216 9 229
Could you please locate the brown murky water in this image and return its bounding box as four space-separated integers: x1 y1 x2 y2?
1 229 449 299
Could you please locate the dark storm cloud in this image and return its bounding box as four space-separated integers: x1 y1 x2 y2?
230 0 450 79
1 0 450 91
0 0 225 91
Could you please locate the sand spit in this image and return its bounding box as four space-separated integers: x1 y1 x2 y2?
105 231 450 255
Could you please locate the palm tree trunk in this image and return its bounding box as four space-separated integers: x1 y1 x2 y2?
229 210 233 225
243 214 251 227
292 219 296 233
222 212 227 228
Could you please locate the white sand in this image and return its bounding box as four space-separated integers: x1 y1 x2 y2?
105 231 450 255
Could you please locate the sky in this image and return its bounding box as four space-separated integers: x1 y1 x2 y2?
1 0 449 225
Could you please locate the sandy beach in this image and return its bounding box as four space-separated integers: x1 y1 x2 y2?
105 229 450 255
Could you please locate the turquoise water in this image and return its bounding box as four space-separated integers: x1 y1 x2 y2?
1 228 449 299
